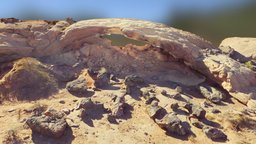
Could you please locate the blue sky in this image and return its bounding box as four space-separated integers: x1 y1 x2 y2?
0 0 251 23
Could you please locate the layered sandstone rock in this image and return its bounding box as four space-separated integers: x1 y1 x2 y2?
220 37 256 60
0 18 255 105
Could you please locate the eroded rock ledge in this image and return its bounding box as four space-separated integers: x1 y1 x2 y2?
0 18 255 105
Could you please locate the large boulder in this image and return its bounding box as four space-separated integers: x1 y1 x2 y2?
0 57 58 101
146 103 165 119
203 126 227 141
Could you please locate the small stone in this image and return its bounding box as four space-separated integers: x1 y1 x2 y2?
70 123 80 128
203 127 227 141
184 103 206 119
19 118 26 123
75 98 94 110
151 100 159 107
211 109 221 114
190 117 204 129
201 100 213 108
59 100 65 104
161 90 167 96
111 95 126 117
107 114 117 123
23 135 30 140
170 103 179 110
123 75 144 94
175 86 183 93
7 108 16 112
145 94 159 105
140 87 150 97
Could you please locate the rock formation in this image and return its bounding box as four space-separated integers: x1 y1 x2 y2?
0 19 255 105
0 18 256 143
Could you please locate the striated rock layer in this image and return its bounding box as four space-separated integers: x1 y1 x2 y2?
0 18 255 104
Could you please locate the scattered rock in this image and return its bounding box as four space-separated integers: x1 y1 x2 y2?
201 100 213 108
211 109 221 114
175 86 183 93
7 108 16 112
66 77 88 94
140 87 150 97
156 113 187 136
23 135 30 140
199 86 224 104
26 109 67 138
161 90 167 96
74 98 94 110
80 68 110 89
145 94 159 105
59 100 65 104
203 127 227 141
107 114 117 123
2 130 24 144
19 118 26 123
170 103 179 110
66 119 80 128
184 103 206 119
111 95 125 117
123 75 144 94
94 67 110 88
146 103 164 119
189 117 204 129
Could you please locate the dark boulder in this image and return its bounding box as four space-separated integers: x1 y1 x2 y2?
26 109 67 138
156 113 187 136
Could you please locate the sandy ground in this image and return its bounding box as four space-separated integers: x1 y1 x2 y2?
0 84 256 144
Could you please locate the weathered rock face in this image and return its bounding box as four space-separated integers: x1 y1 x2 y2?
0 19 255 105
